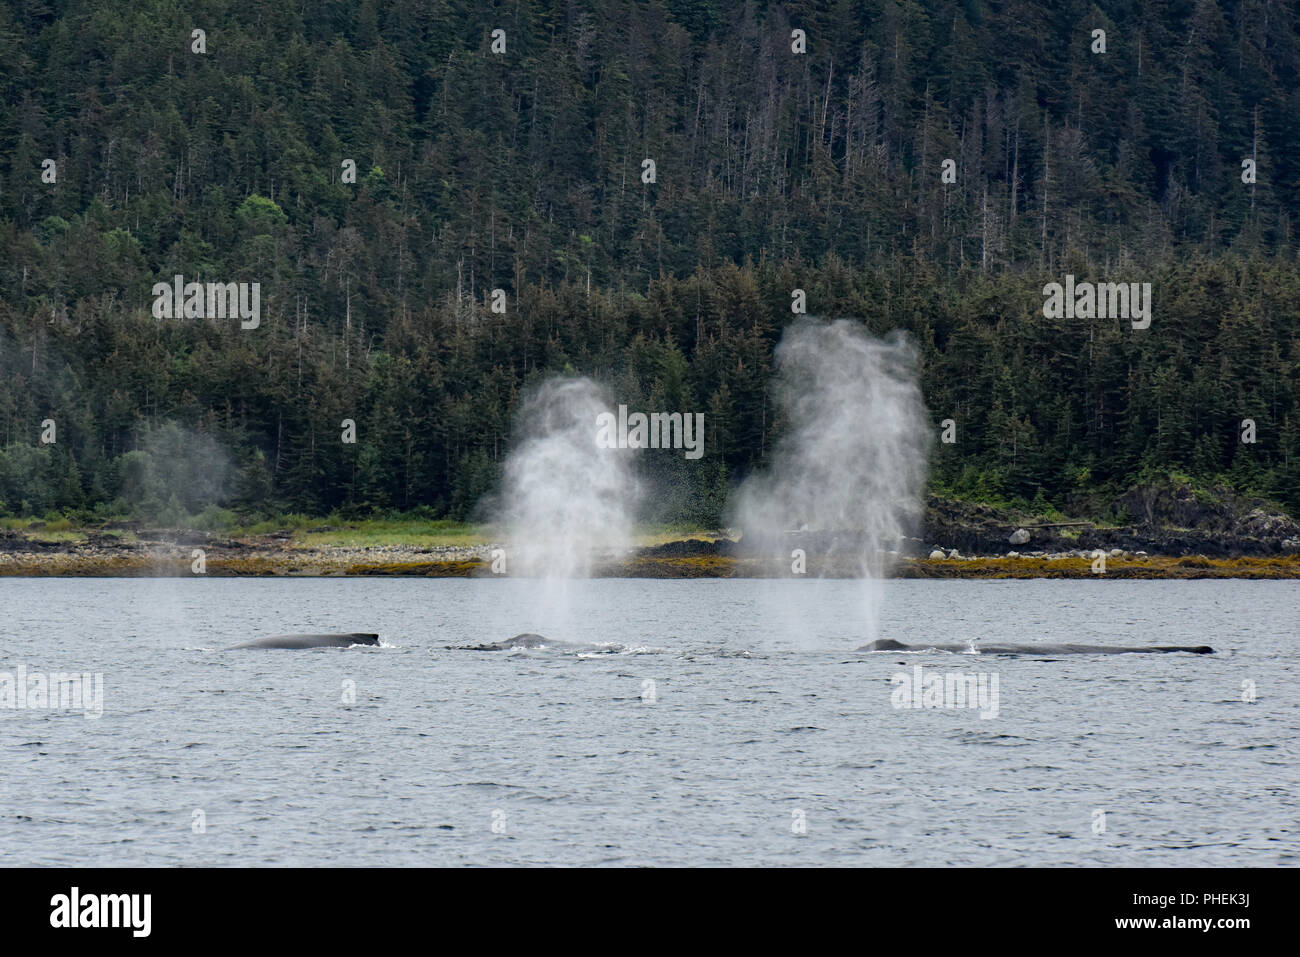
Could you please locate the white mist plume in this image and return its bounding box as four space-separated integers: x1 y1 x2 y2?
732 319 932 641
496 378 640 632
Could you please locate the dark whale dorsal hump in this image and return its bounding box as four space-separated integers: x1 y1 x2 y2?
506 633 549 648
857 638 1213 655
456 633 553 651
229 633 380 649
865 638 910 651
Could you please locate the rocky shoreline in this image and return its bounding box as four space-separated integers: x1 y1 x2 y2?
6 483 1299 578
921 489 1300 558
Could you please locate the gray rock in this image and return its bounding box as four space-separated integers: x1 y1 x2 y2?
1009 528 1031 545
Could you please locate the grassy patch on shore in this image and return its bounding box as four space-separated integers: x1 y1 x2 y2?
296 520 486 548
292 520 727 548
0 512 729 549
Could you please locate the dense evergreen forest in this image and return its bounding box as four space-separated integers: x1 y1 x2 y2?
1 0 1299 526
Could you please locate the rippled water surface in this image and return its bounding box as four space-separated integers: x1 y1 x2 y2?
1 577 1296 866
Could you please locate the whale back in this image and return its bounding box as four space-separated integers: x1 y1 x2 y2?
504 633 550 648
862 638 910 651
858 638 1213 655
459 633 553 651
229 633 380 650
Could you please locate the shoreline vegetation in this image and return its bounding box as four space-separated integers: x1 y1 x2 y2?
5 6 1300 541
5 512 1300 579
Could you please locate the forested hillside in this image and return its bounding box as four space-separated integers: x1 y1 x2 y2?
1 0 1298 526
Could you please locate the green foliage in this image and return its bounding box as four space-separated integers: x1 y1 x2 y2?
234 195 288 234
0 0 1297 527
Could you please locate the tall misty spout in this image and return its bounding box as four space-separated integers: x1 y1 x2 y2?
732 319 932 642
497 377 639 633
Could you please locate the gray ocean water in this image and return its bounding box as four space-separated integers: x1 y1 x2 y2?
1 577 1295 866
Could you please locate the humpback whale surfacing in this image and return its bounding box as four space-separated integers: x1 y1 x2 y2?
858 638 1213 655
228 633 380 650
453 633 628 654
461 633 553 651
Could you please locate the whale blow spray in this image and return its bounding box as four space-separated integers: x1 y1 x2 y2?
732 319 932 644
495 377 640 635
